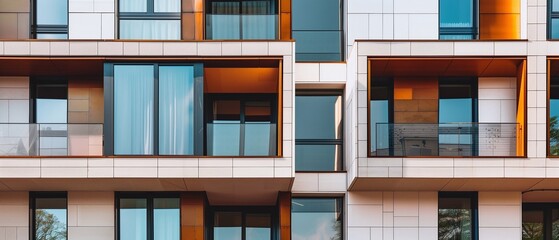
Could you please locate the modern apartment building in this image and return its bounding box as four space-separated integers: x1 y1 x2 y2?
0 0 557 239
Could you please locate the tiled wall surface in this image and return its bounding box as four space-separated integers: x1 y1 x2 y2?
0 192 28 240
68 0 115 39
0 77 29 123
0 0 29 40
68 192 114 240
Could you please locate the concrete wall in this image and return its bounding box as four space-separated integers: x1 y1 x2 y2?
0 192 28 240
68 0 115 39
68 192 114 240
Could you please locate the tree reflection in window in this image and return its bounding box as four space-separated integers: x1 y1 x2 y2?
35 209 67 240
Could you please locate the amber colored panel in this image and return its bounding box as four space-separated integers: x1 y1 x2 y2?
417 100 438 112
277 192 291 240
194 0 203 12
394 88 412 100
182 226 204 240
395 112 438 124
394 100 419 112
0 14 19 39
516 60 526 156
17 13 29 39
280 12 291 40
69 77 103 88
89 88 104 124
479 13 520 40
182 0 194 12
182 13 195 40
69 88 90 100
181 192 206 240
280 0 291 13
479 0 520 13
413 88 438 100
394 77 438 89
0 0 30 13
68 112 89 123
205 68 279 93
195 12 204 40
69 100 89 112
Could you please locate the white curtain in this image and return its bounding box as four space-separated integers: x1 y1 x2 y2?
209 1 241 39
158 66 194 155
120 20 181 40
242 0 276 39
120 0 147 12
153 198 180 240
114 65 154 155
154 0 181 12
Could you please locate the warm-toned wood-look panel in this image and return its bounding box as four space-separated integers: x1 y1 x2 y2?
0 0 30 13
204 67 279 93
394 77 438 124
479 0 520 40
516 60 526 157
68 77 104 124
280 0 291 40
182 0 204 40
278 192 291 240
181 192 206 240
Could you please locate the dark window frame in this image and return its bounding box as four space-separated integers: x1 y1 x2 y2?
523 203 559 240
291 197 344 240
31 0 69 39
549 0 559 39
207 205 278 240
103 62 205 156
438 191 479 240
117 0 181 39
205 0 279 40
295 90 344 171
30 191 68 240
438 0 478 40
204 93 278 156
115 192 181 240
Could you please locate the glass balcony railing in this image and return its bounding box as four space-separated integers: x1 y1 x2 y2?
207 123 277 156
0 124 103 156
371 123 520 157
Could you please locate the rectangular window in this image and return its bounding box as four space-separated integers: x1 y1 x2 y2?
551 0 559 39
291 198 343 240
31 192 68 240
370 78 393 156
438 192 478 240
117 192 180 240
292 0 343 61
295 91 343 171
33 0 69 39
551 77 559 156
105 63 203 156
522 204 559 240
119 0 181 39
209 207 274 240
32 79 69 156
439 0 477 39
206 0 278 40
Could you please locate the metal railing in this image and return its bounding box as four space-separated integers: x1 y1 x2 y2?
207 123 277 156
371 123 520 157
0 124 103 156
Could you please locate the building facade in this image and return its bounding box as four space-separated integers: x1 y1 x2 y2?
0 0 556 239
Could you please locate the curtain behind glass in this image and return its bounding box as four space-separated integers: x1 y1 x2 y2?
114 65 154 155
120 20 181 40
37 0 68 25
159 66 195 155
155 0 181 12
153 198 180 240
209 1 241 39
120 0 147 12
120 199 148 240
242 0 276 39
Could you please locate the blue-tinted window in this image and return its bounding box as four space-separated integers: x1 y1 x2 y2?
34 0 68 39
118 193 179 240
370 78 392 156
119 0 181 39
206 0 278 40
292 0 342 61
32 192 67 240
552 0 559 39
295 93 343 171
120 198 148 240
33 81 68 156
439 0 476 39
292 198 343 240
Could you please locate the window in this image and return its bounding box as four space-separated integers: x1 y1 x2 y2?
31 192 67 240
551 0 559 39
119 0 181 39
291 198 343 240
104 63 204 156
522 203 559 240
292 0 343 61
295 91 343 171
370 78 393 156
205 94 277 156
208 207 275 240
438 192 478 240
439 0 477 39
551 77 559 156
205 0 278 40
117 192 180 240
33 0 68 39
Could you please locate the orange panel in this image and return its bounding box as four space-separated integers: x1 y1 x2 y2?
479 0 520 13
278 192 291 240
195 12 204 40
516 60 526 156
205 67 279 93
280 0 291 13
194 0 204 12
394 88 412 100
479 13 520 40
181 192 206 240
182 13 195 40
182 0 194 12
280 12 291 40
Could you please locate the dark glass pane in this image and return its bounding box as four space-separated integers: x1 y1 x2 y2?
295 53 342 62
440 34 474 40
295 144 342 171
552 79 559 155
246 214 272 240
292 31 342 61
214 212 242 240
553 209 559 240
438 197 473 240
553 19 559 39
439 84 472 99
522 210 544 240
292 198 342 240
37 0 68 25
440 0 473 28
154 198 180 240
292 0 340 30
370 100 389 155
206 0 277 40
295 96 342 139
120 198 147 240
35 197 67 240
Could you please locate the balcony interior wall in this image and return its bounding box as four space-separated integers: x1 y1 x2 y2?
0 76 29 124
181 192 206 240
0 191 28 240
0 0 29 39
393 77 438 124
67 191 115 240
479 0 521 40
68 77 104 124
182 0 204 40
68 0 115 39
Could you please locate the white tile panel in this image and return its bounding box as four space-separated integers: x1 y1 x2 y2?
233 167 274 178
418 192 437 227
139 42 163 55
221 42 242 55
393 14 409 39
292 173 319 192
268 42 292 56
479 228 521 240
348 191 383 205
347 228 370 240
393 228 419 240
382 14 394 39
408 14 438 39
394 0 437 13
418 228 437 240
348 14 369 44
241 42 268 55
50 42 70 55
163 42 197 55
318 173 346 192
101 13 114 39
94 0 114 12
8 100 28 123
348 0 382 13
319 63 346 82
114 167 157 177
0 101 8 122
198 42 222 55
410 42 454 55
294 63 319 82
69 13 102 39
393 192 418 216
4 42 29 55
69 0 94 12
98 42 122 55
479 205 521 228
68 227 114 240
369 14 383 39
348 205 383 227
157 167 198 178
76 205 114 226
69 42 98 55
30 42 50 55
41 167 88 178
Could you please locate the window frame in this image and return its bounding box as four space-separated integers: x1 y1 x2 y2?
438 0 478 40
31 0 69 39
30 191 68 240
291 197 344 240
438 191 479 240
295 90 344 172
522 203 559 240
207 206 277 240
103 62 205 156
115 192 181 240
550 0 559 39
117 0 182 39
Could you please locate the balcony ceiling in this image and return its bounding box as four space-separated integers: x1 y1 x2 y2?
370 58 525 78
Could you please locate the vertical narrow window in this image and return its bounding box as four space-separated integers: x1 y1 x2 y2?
439 0 476 39
291 198 343 240
119 0 181 39
370 78 393 156
117 193 180 240
292 0 343 61
438 192 478 240
206 0 278 40
33 79 69 156
33 0 68 39
550 0 559 39
31 192 68 240
295 91 343 171
550 77 559 156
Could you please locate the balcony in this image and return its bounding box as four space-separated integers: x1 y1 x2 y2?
0 123 103 156
373 123 520 157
